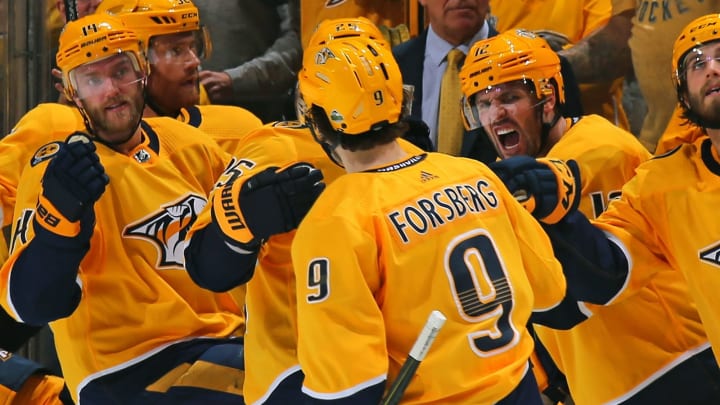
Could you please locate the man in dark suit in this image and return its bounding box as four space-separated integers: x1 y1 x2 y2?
394 0 582 164
393 0 497 162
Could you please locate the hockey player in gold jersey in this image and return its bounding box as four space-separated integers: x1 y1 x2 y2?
0 0 263 357
183 18 427 404
97 0 264 152
284 25 608 404
0 13 322 403
489 14 720 403
463 29 720 405
2 0 263 249
184 120 342 405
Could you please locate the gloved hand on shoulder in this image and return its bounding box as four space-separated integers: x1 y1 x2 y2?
212 162 325 248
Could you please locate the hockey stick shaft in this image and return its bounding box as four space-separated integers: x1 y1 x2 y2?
379 310 446 405
63 0 79 22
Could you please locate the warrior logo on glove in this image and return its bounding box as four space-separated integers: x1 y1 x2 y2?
489 156 580 224
211 159 326 248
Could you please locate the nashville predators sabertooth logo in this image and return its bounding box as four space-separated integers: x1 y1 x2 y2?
124 194 207 268
699 241 720 268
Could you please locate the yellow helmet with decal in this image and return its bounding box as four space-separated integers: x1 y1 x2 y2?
297 34 404 135
459 29 564 130
56 13 145 101
97 0 211 61
309 16 388 48
672 14 720 95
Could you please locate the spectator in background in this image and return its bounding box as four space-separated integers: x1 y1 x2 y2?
195 0 302 122
557 0 720 153
393 0 498 162
298 0 417 48
48 0 103 39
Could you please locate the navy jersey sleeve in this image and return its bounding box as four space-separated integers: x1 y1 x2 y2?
543 210 629 305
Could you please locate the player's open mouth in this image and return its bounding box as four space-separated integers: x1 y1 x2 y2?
705 85 720 97
106 101 128 112
496 127 520 150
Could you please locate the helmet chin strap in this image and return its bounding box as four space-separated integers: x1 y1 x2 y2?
534 98 560 155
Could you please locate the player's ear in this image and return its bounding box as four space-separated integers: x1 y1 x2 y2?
542 87 557 114
541 94 557 124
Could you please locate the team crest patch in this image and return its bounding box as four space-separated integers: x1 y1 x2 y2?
124 194 207 268
133 148 151 163
699 241 720 268
325 0 347 7
0 349 11 361
31 142 62 166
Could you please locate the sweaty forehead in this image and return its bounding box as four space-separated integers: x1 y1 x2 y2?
73 53 132 75
476 80 532 99
686 41 720 60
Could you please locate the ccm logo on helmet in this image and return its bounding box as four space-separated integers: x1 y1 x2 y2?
690 21 718 32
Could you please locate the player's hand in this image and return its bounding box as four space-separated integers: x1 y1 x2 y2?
35 132 109 239
533 29 572 52
241 163 325 239
212 163 325 247
489 156 580 224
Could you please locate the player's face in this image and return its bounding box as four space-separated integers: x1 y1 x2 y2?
418 0 489 45
683 42 720 127
476 81 544 159
146 31 203 114
72 53 145 144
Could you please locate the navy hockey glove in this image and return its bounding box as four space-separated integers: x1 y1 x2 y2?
35 132 109 241
489 156 580 224
212 162 325 247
